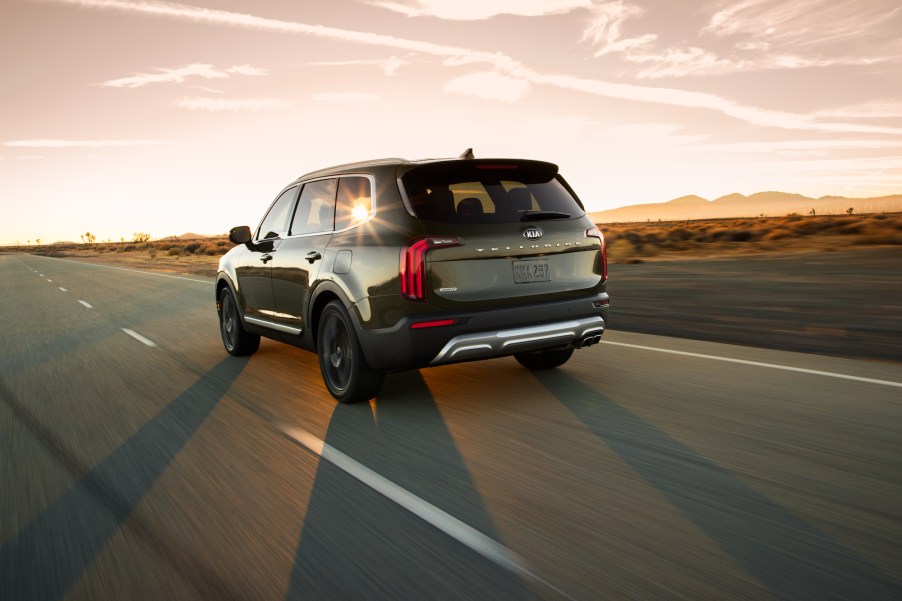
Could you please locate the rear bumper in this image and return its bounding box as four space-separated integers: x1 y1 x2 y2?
430 316 604 365
354 293 609 371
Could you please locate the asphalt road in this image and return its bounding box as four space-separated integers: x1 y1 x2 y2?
2 254 901 601
607 247 902 363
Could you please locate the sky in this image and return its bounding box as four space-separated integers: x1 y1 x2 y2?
1 0 901 245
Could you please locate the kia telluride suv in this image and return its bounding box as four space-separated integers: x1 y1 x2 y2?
217 150 609 403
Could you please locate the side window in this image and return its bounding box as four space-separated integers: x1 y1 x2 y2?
335 177 373 231
258 186 298 240
291 179 337 236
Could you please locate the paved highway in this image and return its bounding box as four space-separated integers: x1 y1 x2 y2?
2 254 901 600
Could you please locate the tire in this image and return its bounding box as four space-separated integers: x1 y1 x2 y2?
218 287 260 356
514 347 574 370
317 300 384 403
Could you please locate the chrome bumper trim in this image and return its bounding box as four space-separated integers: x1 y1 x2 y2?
429 316 605 365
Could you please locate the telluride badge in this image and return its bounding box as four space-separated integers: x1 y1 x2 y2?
523 226 543 240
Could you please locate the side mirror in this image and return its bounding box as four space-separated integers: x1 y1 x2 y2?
229 225 252 245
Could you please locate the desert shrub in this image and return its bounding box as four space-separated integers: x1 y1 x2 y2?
216 240 229 247
184 242 201 254
168 246 183 256
668 227 693 241
727 229 753 242
148 248 158 259
859 233 901 245
763 229 792 240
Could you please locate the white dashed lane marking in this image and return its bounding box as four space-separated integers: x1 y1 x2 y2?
78 300 93 309
121 328 157 348
59 287 67 292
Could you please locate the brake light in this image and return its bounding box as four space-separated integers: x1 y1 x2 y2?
400 237 460 301
586 227 607 282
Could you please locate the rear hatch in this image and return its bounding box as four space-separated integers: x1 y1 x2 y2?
399 159 605 311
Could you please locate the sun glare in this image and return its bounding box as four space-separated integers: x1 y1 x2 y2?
352 199 370 222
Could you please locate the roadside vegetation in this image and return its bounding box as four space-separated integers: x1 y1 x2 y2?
4 212 900 275
602 212 902 262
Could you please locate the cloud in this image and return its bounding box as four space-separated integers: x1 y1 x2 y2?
814 101 902 120
4 139 171 148
52 0 902 135
226 64 267 76
173 97 291 111
100 62 268 88
704 0 899 49
310 92 380 102
581 0 656 57
442 71 531 102
583 0 900 78
366 0 592 20
307 57 410 76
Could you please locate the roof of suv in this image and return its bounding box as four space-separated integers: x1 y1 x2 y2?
294 155 560 183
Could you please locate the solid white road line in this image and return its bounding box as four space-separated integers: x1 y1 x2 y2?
78 300 93 309
602 340 902 388
280 425 576 600
121 328 157 348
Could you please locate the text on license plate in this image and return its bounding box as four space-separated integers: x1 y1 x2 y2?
513 261 550 283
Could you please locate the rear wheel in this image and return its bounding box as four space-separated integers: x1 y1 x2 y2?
218 287 260 356
317 301 384 403
514 347 573 370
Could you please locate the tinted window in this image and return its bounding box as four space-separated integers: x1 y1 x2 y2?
401 160 584 223
291 179 337 235
258 186 298 239
335 177 373 231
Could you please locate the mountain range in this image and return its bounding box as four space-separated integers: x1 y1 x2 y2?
588 192 902 223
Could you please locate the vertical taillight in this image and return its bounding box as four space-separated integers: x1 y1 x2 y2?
400 237 460 301
586 227 607 283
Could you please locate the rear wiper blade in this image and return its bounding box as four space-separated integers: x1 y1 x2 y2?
521 210 571 221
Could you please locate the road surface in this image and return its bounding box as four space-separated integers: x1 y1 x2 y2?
2 254 900 600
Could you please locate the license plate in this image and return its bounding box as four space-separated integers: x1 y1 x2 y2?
513 261 550 283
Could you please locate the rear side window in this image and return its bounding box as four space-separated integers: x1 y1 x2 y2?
258 186 298 239
401 160 584 223
291 179 337 236
335 176 373 231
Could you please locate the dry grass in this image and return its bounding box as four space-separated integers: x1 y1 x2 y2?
602 212 902 263
20 236 232 277
5 212 900 275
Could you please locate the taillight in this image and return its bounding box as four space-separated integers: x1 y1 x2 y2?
400 236 460 301
586 227 607 282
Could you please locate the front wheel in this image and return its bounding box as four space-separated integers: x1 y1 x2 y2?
514 347 574 370
218 287 260 356
317 301 384 403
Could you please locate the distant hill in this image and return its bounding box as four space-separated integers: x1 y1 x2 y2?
590 192 902 222
163 233 212 240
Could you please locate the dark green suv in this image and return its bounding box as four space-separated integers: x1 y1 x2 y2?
216 151 609 403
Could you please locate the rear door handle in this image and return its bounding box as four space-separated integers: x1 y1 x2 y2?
260 253 273 264
305 251 322 264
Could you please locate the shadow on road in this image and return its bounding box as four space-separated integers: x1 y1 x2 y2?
285 370 532 601
534 369 902 601
0 357 249 601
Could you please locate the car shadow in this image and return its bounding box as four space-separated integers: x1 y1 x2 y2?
532 369 901 601
284 370 534 600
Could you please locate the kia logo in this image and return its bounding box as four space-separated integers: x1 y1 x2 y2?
522 226 543 240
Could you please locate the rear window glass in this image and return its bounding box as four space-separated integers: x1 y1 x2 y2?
401 161 584 223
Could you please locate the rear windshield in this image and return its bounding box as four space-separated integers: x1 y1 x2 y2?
401 160 585 223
